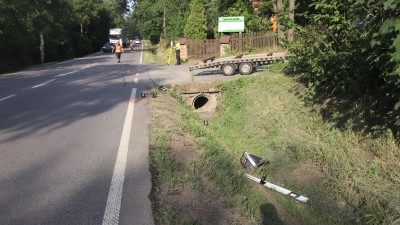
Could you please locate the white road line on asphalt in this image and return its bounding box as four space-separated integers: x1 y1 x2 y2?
102 88 137 225
140 43 143 64
5 58 81 76
134 77 138 83
0 94 17 102
81 63 98 70
31 79 56 89
55 70 78 77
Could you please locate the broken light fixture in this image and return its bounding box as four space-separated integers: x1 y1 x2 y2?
240 151 309 203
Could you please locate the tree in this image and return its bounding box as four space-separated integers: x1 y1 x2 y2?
351 0 400 136
184 0 207 40
133 0 163 43
0 0 117 73
72 0 101 35
252 0 274 32
202 0 221 38
224 0 260 32
161 0 191 41
285 0 400 143
288 0 295 42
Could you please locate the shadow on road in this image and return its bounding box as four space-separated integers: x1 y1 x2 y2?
0 55 176 144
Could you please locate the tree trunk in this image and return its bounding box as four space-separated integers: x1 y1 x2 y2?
40 32 45 64
288 0 295 42
276 0 284 39
163 9 166 38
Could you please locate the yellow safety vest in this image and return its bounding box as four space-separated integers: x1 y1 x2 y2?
115 45 123 53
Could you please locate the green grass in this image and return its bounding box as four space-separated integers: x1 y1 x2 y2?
218 74 399 224
150 130 182 194
171 90 312 224
148 51 400 224
186 162 203 191
154 207 180 225
154 206 202 225
169 67 400 224
142 40 181 65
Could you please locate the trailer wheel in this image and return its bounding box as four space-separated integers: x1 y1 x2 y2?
221 63 236 76
239 62 254 75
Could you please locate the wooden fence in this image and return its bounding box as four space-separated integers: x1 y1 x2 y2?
186 39 220 60
230 31 279 53
186 31 279 59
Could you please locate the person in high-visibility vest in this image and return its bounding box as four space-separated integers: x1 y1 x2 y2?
175 40 181 65
112 42 124 63
129 40 134 52
271 14 277 32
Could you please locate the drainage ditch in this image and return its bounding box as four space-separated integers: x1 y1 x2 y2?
180 90 220 112
193 95 209 110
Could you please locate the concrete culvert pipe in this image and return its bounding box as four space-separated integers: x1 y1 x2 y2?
193 95 209 110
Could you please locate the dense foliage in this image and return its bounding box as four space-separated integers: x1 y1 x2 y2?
183 0 207 40
132 0 399 140
132 0 273 43
285 0 400 137
0 0 129 74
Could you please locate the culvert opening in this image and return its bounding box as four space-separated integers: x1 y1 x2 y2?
193 95 209 110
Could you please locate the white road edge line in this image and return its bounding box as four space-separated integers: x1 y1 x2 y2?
31 79 56 89
140 43 143 64
55 70 78 77
0 94 17 102
81 63 98 70
102 88 137 225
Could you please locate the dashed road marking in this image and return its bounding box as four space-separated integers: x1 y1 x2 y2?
0 94 17 102
55 70 78 77
31 79 56 89
81 63 98 70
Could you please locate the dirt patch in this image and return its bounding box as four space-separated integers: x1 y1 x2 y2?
148 92 249 224
288 163 325 187
253 185 303 225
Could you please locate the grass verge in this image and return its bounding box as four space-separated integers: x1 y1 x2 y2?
146 44 400 224
170 91 313 225
150 125 205 225
206 73 399 224
142 40 179 65
168 70 399 224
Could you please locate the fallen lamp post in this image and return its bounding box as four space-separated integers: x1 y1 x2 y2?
240 151 309 203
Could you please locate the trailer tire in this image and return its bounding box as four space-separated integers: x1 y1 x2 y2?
239 62 254 75
221 63 236 76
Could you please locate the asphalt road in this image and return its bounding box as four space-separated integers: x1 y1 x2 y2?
0 45 161 225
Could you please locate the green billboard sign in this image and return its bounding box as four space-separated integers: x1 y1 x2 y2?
218 16 245 32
